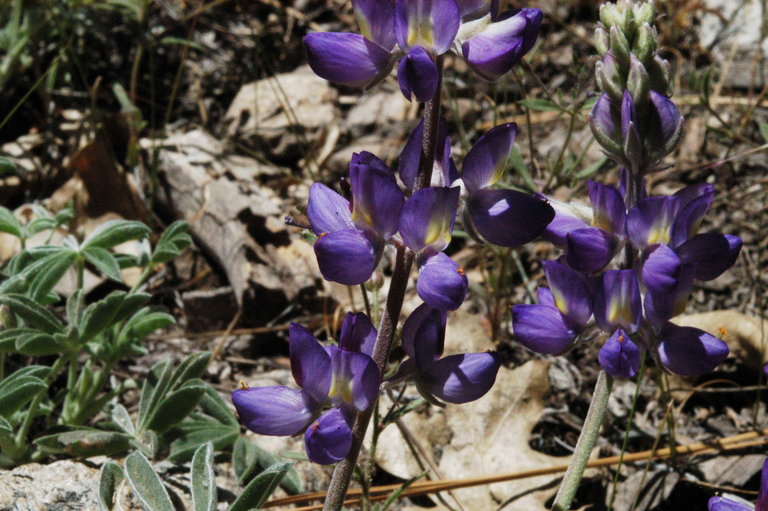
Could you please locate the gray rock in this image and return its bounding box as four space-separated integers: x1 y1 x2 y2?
151 129 322 313
0 459 111 511
344 90 410 128
0 457 248 511
326 135 401 174
697 0 768 87
223 65 339 161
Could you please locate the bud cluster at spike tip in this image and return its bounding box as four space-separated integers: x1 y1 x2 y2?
515 178 742 379
303 0 542 102
511 0 743 380
588 0 683 173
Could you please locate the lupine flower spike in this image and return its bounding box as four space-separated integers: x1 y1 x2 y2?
514 0 742 380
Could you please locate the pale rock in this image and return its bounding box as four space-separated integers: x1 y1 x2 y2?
326 135 401 174
153 129 321 307
345 90 410 128
223 65 339 160
697 0 768 87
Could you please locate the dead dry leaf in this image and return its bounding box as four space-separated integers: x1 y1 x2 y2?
50 134 148 227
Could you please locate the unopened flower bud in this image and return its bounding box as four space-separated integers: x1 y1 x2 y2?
599 2 624 30
589 94 624 159
648 54 671 94
596 52 625 102
621 92 643 171
632 23 657 66
595 25 610 56
609 25 631 70
645 90 684 163
628 54 650 108
632 2 655 26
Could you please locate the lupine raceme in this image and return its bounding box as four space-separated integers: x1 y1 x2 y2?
512 0 742 380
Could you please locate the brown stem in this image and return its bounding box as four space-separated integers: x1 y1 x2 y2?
620 167 645 269
323 248 414 511
323 55 444 511
413 55 445 191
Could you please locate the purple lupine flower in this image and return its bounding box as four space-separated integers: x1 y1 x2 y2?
394 0 460 101
708 457 767 510
656 323 728 376
307 152 405 285
305 0 543 101
459 123 555 247
511 260 592 355
459 7 542 80
541 180 626 273
399 186 467 310
626 182 740 261
304 0 396 91
638 245 729 375
594 270 641 335
589 88 683 172
629 185 742 328
641 243 696 327
232 313 380 464
598 329 641 379
396 303 501 404
593 270 643 378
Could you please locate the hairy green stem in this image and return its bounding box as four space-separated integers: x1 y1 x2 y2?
551 370 614 511
556 154 645 509
322 56 444 511
76 256 85 291
129 265 154 294
14 355 69 453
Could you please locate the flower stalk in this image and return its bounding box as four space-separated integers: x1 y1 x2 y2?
323 68 443 508
551 369 614 511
